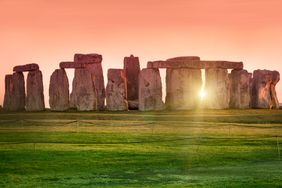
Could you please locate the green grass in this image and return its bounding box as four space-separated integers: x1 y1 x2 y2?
0 109 281 187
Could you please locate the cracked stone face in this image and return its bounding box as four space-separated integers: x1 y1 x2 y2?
49 69 69 111
106 69 128 111
139 68 164 111
251 69 280 109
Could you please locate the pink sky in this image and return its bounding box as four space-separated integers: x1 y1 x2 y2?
1 0 282 107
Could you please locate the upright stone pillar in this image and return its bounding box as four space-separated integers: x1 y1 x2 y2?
3 73 26 111
74 54 105 110
123 55 140 109
229 69 252 108
3 75 12 111
49 69 69 111
205 68 230 109
70 68 97 111
139 68 164 111
26 70 45 111
106 69 128 111
251 70 280 109
166 68 202 109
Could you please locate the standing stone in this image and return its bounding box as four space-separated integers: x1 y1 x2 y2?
139 68 164 111
229 69 252 108
270 73 280 109
205 68 230 109
49 69 69 111
251 70 280 109
123 55 140 109
74 53 105 110
106 69 128 111
70 68 97 111
26 70 45 111
166 68 202 110
3 75 12 111
3 73 25 111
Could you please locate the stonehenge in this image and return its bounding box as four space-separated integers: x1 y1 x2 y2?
3 73 25 111
229 69 252 108
139 68 164 111
3 64 44 112
26 70 45 111
166 68 202 110
74 53 105 110
123 55 140 109
205 68 230 109
251 70 280 109
70 68 97 111
13 63 39 72
2 54 281 112
106 69 128 111
49 69 69 111
147 59 243 70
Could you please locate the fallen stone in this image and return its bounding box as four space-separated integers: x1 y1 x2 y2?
123 55 140 108
106 69 128 111
26 70 45 111
147 60 243 70
70 68 97 111
205 68 230 109
139 68 164 111
3 73 25 111
251 70 280 109
49 69 69 111
229 69 252 108
74 53 105 110
13 63 39 72
166 68 202 110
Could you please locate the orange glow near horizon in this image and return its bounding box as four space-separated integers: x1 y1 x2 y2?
1 0 282 107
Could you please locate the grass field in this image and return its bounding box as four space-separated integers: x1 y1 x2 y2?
0 109 282 187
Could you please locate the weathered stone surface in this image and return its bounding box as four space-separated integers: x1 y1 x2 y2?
60 61 88 69
147 60 243 70
123 55 140 109
74 53 102 64
106 69 128 111
74 53 105 110
139 68 164 111
229 69 252 108
26 70 45 111
203 61 243 69
13 63 39 72
49 69 69 111
70 68 97 111
166 68 202 110
205 68 230 109
251 70 280 109
166 56 200 61
3 75 12 111
148 60 204 69
3 73 25 111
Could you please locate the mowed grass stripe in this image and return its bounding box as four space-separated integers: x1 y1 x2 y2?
0 110 282 187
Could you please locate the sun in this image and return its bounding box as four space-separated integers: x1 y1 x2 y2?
199 90 206 100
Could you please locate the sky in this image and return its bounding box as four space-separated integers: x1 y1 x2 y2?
1 0 282 107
